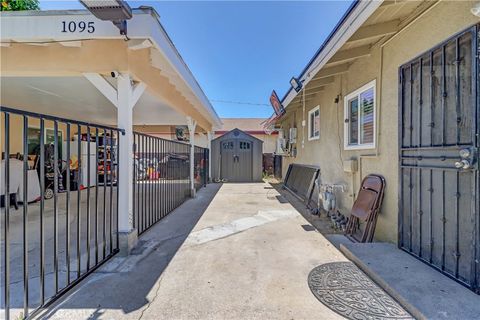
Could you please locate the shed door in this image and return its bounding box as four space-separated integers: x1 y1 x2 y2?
399 25 479 291
236 140 253 182
221 140 236 181
221 139 253 182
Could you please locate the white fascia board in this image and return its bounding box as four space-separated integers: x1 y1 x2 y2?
0 10 119 40
0 9 222 129
282 0 383 108
127 10 222 129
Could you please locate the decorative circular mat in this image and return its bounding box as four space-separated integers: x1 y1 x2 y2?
308 262 413 320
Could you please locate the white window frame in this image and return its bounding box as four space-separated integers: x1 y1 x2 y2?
344 80 376 150
308 105 320 141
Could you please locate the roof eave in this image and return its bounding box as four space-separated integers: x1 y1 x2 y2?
281 0 383 109
0 8 222 129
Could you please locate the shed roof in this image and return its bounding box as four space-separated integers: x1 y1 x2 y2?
212 128 263 143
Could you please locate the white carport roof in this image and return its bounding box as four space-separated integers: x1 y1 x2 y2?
0 7 222 131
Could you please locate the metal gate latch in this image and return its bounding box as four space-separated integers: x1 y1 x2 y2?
455 147 477 170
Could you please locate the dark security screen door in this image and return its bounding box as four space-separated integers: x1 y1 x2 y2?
399 25 479 291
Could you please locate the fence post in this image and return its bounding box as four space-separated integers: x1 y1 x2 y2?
207 131 213 183
187 117 197 197
203 148 206 187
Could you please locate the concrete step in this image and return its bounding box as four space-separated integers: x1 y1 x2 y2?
340 242 480 320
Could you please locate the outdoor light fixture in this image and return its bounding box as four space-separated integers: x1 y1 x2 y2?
290 77 303 92
80 0 132 35
471 2 480 16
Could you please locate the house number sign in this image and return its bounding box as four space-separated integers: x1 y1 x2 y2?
61 21 95 33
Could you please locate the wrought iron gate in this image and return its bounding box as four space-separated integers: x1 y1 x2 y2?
132 133 209 236
1 107 122 319
399 25 479 291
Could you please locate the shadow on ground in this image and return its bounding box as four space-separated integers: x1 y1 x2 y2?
40 183 222 319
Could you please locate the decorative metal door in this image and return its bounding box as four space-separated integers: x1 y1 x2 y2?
399 25 479 291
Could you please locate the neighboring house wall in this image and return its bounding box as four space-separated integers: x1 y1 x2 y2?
279 1 477 243
253 134 277 154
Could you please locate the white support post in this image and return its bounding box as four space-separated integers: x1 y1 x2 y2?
187 117 197 197
207 131 213 182
117 74 134 234
84 72 145 255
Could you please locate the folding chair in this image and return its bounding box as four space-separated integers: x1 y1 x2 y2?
345 174 386 243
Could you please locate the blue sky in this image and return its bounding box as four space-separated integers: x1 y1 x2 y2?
40 1 352 118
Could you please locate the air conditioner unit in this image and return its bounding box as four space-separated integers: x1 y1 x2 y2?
289 128 297 144
276 137 287 155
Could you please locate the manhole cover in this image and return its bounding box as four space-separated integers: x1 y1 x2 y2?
308 262 413 320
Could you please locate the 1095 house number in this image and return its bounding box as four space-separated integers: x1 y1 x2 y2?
61 21 95 33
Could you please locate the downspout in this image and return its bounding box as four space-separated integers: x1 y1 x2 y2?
302 86 306 149
358 44 383 183
357 2 441 183
359 0 442 185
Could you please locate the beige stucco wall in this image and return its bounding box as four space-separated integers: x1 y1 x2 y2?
279 1 479 243
253 134 277 154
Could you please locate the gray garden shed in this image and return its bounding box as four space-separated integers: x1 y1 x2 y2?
211 128 263 182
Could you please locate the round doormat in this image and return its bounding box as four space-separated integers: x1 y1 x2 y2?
308 262 413 320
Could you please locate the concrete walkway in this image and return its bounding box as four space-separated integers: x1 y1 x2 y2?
340 242 480 320
41 183 352 319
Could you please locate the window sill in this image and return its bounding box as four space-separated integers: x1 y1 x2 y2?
344 144 375 151
308 136 320 141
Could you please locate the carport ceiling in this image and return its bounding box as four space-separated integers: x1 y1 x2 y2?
1 76 188 126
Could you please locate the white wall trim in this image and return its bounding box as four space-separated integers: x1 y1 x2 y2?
307 105 320 141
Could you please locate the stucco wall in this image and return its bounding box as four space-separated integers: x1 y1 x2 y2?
279 1 479 243
250 134 277 154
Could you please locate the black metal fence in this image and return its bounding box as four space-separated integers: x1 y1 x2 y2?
1 107 122 320
194 146 209 191
133 133 209 235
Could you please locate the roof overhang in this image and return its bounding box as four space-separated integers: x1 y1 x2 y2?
281 0 382 108
0 7 222 130
282 0 383 106
278 0 439 118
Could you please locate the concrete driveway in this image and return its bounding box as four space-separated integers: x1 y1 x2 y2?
42 182 350 320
